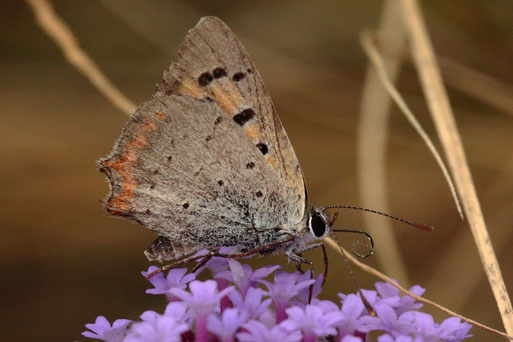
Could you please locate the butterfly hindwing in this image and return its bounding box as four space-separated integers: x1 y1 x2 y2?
99 95 290 258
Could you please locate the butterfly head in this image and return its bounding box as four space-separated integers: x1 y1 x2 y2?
306 207 333 240
303 205 433 258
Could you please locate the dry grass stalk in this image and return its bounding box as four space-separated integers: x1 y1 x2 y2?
25 0 135 116
427 157 513 311
369 36 513 118
324 237 513 340
360 30 463 219
399 0 513 335
356 0 410 286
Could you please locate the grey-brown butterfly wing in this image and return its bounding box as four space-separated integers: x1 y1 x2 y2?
154 16 306 228
99 94 291 260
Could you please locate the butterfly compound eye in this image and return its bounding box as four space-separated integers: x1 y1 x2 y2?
309 212 328 238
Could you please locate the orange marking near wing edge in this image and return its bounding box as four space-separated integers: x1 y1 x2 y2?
104 115 160 213
105 151 136 211
267 155 276 169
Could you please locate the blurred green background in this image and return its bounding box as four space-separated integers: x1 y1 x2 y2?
1 1 513 341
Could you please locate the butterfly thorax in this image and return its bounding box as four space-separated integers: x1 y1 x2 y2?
273 207 332 258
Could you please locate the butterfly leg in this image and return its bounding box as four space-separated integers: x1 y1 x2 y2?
321 243 328 285
295 253 304 273
227 237 295 258
287 242 329 302
147 237 295 279
191 252 215 273
194 237 296 272
145 252 219 279
293 242 329 285
285 249 316 304
147 249 240 279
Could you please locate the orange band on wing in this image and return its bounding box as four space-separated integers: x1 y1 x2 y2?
104 114 162 213
178 78 204 98
210 82 244 114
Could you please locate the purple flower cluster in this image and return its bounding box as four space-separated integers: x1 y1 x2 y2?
82 256 472 342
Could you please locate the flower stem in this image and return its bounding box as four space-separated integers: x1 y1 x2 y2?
195 314 208 342
275 302 288 323
302 331 317 342
216 278 233 311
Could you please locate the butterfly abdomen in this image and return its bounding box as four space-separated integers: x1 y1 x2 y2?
144 235 203 262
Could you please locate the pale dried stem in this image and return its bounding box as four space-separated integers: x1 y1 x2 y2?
324 237 513 340
25 0 135 116
356 0 409 286
360 31 463 219
399 0 513 334
358 32 513 118
427 157 513 311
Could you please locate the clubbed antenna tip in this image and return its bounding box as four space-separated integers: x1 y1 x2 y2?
415 224 435 232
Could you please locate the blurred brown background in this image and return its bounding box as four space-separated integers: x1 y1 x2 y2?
2 0 513 341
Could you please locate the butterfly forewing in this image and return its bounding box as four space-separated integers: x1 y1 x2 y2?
155 17 306 226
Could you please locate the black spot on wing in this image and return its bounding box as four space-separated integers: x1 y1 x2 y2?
232 72 245 81
198 72 213 87
233 108 256 126
256 143 268 155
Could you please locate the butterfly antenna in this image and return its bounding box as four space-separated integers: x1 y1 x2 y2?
330 233 376 316
325 205 434 232
331 229 374 258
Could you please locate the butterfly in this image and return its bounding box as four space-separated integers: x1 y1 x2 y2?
98 16 421 276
